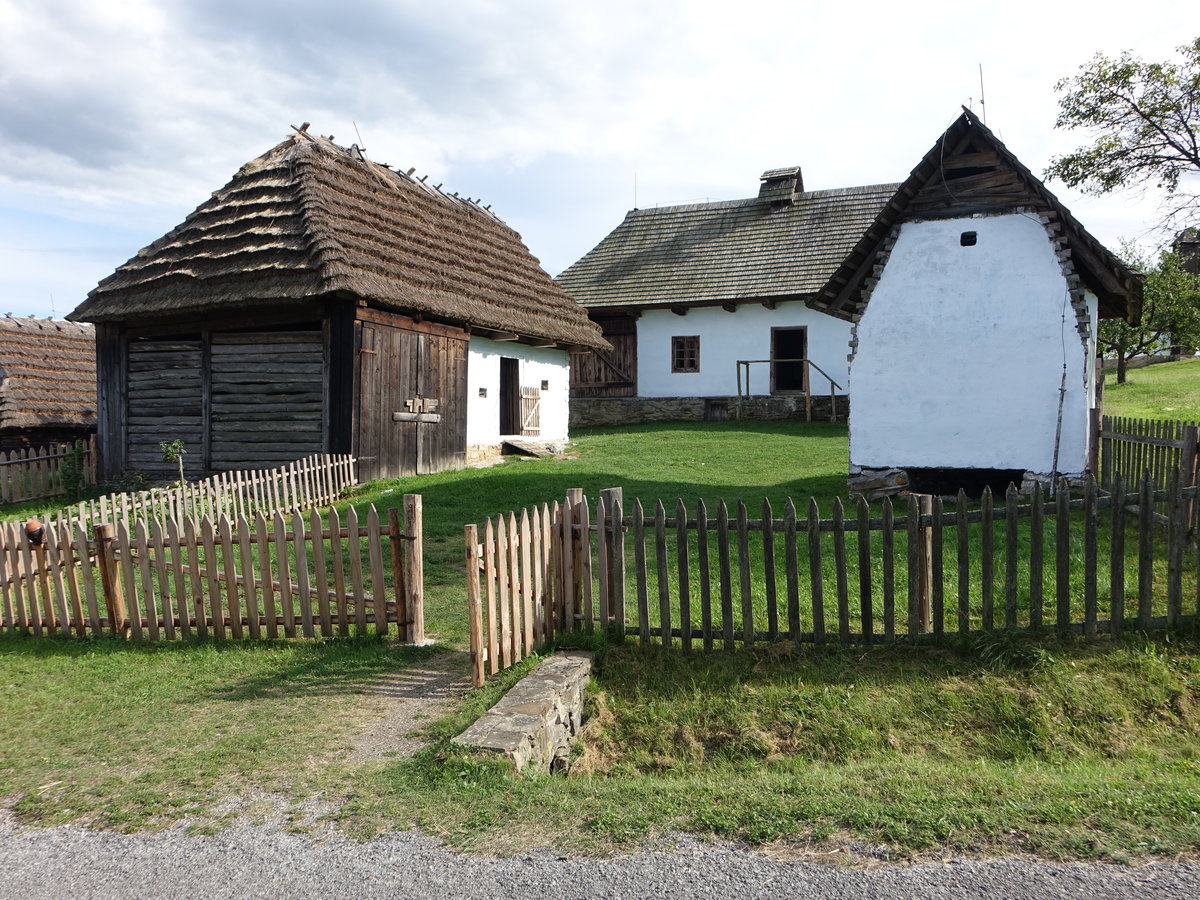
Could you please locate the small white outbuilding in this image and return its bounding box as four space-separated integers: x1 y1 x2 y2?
811 110 1142 497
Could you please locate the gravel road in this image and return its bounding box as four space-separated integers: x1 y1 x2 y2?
2 821 1197 900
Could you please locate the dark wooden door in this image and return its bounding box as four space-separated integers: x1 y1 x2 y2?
356 316 466 480
771 327 808 393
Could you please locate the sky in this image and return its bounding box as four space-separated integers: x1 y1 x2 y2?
0 0 1193 319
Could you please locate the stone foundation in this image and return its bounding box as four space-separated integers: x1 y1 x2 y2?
466 444 502 465
570 395 848 428
849 466 1090 501
453 651 592 774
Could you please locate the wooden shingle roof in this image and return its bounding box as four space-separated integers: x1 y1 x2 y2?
555 180 900 310
70 130 606 350
0 316 96 431
816 109 1143 323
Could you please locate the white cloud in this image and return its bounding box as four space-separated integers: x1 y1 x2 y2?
0 0 1193 311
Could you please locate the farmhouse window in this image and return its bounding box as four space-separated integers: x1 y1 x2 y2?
672 336 699 373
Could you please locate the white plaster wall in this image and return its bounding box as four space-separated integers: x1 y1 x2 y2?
466 338 570 444
636 302 852 397
849 214 1094 474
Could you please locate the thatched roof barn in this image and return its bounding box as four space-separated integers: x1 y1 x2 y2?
70 127 605 481
0 315 95 448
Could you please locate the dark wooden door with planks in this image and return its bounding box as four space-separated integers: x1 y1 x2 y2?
356 315 467 481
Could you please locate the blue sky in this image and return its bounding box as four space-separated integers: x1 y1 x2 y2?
0 0 1192 318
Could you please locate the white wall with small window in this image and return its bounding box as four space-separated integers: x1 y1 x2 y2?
636 302 852 397
466 337 570 446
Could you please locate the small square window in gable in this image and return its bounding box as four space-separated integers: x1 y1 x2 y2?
672 336 699 373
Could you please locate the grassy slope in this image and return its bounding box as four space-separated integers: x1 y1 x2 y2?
1103 358 1200 420
350 420 849 645
3 420 1200 859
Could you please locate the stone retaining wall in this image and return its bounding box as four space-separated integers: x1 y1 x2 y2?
570 395 847 427
453 651 592 773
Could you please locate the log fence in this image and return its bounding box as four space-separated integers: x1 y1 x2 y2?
467 476 1199 684
0 494 423 643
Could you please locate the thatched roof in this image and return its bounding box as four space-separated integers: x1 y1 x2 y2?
70 130 606 350
0 316 96 431
816 109 1142 323
555 172 900 311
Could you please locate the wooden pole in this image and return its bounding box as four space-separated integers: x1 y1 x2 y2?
403 494 424 644
599 487 625 641
465 524 485 687
93 523 127 635
917 493 933 633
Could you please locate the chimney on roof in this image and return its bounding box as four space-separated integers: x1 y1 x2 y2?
758 166 803 206
1173 227 1200 275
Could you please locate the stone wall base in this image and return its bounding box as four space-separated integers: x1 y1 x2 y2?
466 444 502 465
571 395 848 428
849 466 1090 501
453 651 592 774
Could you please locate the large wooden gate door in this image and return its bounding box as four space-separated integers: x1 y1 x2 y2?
357 315 467 481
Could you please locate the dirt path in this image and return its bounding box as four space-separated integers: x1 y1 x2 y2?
346 650 473 762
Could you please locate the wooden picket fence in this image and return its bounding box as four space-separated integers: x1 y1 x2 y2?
0 436 96 503
1101 415 1199 493
467 477 1199 683
32 453 356 534
0 495 424 643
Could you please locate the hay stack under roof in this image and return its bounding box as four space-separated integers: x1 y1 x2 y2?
70 130 606 350
0 316 96 430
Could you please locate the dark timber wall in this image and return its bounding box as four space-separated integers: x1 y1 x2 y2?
96 304 471 484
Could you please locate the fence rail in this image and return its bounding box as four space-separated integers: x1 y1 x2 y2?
0 494 424 643
0 437 96 504
467 476 1199 683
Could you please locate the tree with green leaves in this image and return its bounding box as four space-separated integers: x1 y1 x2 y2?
1101 247 1200 383
1047 38 1200 232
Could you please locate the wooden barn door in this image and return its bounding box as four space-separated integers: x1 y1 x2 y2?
357 316 467 481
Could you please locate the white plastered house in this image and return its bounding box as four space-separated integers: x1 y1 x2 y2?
810 110 1142 497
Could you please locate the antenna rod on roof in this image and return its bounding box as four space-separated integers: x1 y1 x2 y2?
979 64 986 124
352 120 366 155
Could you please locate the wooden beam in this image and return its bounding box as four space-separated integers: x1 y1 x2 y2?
530 340 557 348
721 303 738 313
761 299 777 310
671 307 688 317
482 331 520 342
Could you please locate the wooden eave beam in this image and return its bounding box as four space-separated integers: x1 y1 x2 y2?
671 306 688 316
721 302 738 313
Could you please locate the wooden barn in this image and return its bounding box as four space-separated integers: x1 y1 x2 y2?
813 109 1142 496
0 315 96 450
69 128 606 482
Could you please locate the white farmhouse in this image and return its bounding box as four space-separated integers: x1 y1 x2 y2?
557 169 898 425
812 110 1141 497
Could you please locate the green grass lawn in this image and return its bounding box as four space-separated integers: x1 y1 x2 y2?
1103 357 1200 420
2 420 1200 861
